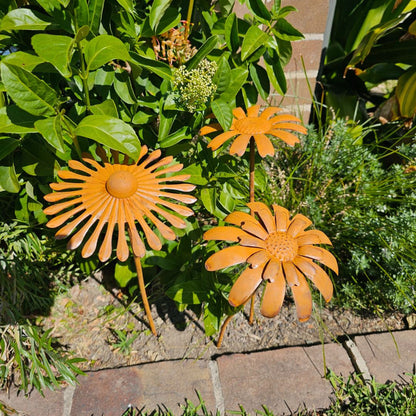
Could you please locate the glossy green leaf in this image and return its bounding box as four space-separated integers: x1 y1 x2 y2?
159 126 192 148
213 56 231 95
396 69 416 118
2 51 45 71
180 163 208 185
32 34 74 77
1 63 59 117
278 5 297 18
273 18 304 41
0 137 19 161
187 36 219 70
149 0 172 31
34 116 66 153
114 70 137 104
35 0 64 13
200 188 216 215
247 0 271 21
211 98 233 130
224 13 239 53
218 0 235 15
85 35 131 71
75 25 90 43
90 99 118 117
241 26 270 61
0 8 51 31
264 51 287 95
166 279 208 304
116 0 135 14
0 106 41 133
154 7 181 35
365 39 416 66
132 111 154 125
249 63 270 100
0 164 20 193
74 0 89 29
88 0 105 34
114 261 135 287
75 115 141 159
130 52 172 80
220 67 249 103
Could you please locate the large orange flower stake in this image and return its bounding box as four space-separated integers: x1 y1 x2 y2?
200 105 307 324
204 202 338 347
43 146 196 336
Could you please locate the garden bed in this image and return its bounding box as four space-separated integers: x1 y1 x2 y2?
41 272 407 371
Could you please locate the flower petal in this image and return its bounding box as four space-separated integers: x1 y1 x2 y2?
207 130 237 151
297 246 339 274
270 122 307 134
246 105 260 117
247 249 270 268
205 246 260 271
291 273 312 322
269 114 303 124
296 230 332 246
262 259 280 282
229 134 251 156
98 199 119 262
232 107 247 119
287 214 312 237
282 261 300 287
268 130 300 146
260 107 281 120
273 205 290 232
204 226 248 242
225 211 268 240
200 123 222 135
228 265 263 307
293 256 333 302
260 264 286 318
253 134 274 157
247 202 276 234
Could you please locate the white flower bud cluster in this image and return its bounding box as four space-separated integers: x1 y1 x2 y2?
172 59 218 112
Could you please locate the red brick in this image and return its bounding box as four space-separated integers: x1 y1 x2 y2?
281 0 330 33
217 343 354 414
285 40 324 73
71 360 216 415
354 330 416 384
0 385 67 416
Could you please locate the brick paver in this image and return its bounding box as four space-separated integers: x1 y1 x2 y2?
71 360 216 415
354 330 416 384
216 342 354 415
0 384 69 416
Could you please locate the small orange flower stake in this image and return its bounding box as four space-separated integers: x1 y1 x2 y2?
200 105 308 325
43 146 196 336
199 104 307 158
204 202 338 347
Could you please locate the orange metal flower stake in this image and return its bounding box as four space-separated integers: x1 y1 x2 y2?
43 146 196 336
205 202 338 346
200 105 308 346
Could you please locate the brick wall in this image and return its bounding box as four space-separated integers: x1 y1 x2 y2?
234 0 335 122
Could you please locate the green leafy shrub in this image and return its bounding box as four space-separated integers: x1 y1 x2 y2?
267 120 416 313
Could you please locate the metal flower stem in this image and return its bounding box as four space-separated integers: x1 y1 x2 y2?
248 137 256 325
217 138 257 348
131 246 157 336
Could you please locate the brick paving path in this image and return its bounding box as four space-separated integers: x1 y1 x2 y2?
0 330 414 416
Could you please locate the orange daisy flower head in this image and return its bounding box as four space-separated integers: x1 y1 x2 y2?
199 105 307 158
203 202 338 322
44 146 196 262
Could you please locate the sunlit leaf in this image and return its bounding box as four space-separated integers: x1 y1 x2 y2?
74 115 141 159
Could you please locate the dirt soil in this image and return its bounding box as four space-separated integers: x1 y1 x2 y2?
41 273 408 371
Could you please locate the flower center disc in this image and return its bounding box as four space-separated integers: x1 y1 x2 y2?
234 117 272 134
106 170 138 199
265 232 298 262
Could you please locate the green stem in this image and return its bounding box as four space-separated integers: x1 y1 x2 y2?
186 0 195 25
61 114 82 158
76 41 91 112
